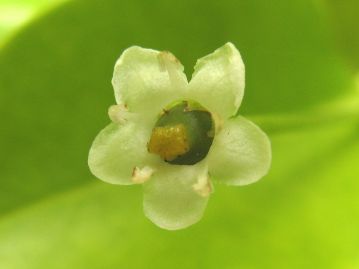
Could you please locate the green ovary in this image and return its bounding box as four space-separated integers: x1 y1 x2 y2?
148 100 215 165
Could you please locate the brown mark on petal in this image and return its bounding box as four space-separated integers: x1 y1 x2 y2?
158 51 181 72
131 167 136 177
193 173 213 197
108 104 129 124
132 166 154 184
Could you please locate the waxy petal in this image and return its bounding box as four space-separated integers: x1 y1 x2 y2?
112 46 188 119
143 162 210 230
207 116 271 185
88 121 155 185
187 42 245 119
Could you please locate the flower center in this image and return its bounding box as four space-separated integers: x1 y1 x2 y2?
148 100 215 165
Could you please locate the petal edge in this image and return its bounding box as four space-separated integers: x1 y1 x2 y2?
112 46 188 118
187 42 245 119
143 162 209 230
88 121 154 185
207 116 271 186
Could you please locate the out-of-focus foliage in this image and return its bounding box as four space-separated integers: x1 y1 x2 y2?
0 0 65 43
0 0 358 268
326 0 359 70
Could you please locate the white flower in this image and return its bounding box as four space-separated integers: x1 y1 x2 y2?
88 42 272 230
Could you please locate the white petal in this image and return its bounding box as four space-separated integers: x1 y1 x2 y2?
207 116 271 186
88 120 156 185
112 46 188 119
187 42 245 119
143 162 210 230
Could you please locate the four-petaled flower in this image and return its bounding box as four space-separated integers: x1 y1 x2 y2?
88 42 271 230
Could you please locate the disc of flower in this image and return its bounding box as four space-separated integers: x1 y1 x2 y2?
88 42 272 230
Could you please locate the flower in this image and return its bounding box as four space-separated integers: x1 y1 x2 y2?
88 42 272 230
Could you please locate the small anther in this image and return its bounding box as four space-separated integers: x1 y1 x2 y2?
108 104 129 124
132 166 155 184
183 101 190 112
193 173 212 197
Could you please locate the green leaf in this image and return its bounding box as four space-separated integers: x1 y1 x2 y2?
325 0 359 71
0 0 67 44
0 0 358 268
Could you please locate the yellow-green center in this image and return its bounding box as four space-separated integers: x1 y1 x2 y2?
147 100 215 165
148 124 189 161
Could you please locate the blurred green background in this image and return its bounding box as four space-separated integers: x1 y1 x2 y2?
0 0 358 268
